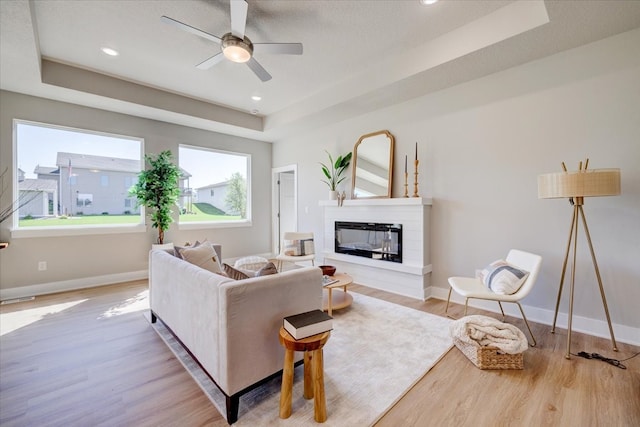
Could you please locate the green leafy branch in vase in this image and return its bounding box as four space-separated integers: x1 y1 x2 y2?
320 150 352 191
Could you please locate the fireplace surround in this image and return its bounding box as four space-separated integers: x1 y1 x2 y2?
320 197 432 300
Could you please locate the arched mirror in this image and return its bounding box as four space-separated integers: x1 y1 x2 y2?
351 130 394 199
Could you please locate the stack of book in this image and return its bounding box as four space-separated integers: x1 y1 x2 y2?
283 309 333 340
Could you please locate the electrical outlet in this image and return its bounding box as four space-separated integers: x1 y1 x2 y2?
38 261 47 271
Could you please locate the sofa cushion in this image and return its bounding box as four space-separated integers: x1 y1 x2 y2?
179 243 223 274
255 262 278 277
223 263 251 280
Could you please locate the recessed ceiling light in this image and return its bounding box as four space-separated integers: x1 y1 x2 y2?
251 95 262 101
101 47 119 56
420 0 439 5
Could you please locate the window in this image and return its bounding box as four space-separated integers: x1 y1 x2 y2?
76 193 93 207
178 145 250 225
14 120 143 233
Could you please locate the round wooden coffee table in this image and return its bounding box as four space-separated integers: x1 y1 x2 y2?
322 272 353 316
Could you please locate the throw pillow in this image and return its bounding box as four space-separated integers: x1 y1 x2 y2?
480 260 529 295
174 241 198 260
234 256 269 272
283 239 315 256
179 243 223 274
255 262 278 277
223 263 250 280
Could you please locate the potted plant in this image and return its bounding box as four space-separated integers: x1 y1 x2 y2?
129 150 180 244
320 150 352 200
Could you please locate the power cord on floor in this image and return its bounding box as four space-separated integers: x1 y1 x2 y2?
571 350 640 370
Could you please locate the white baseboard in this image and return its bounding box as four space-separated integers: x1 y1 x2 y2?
2 272 637 347
0 270 148 302
427 286 639 347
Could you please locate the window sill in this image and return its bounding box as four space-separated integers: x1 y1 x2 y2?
10 224 147 239
178 220 252 231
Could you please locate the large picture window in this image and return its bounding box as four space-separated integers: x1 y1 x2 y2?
178 145 250 226
13 120 142 231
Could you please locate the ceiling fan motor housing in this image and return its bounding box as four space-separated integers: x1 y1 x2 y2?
221 33 253 62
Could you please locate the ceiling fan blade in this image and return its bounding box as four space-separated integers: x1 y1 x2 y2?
246 57 272 82
196 52 225 70
230 0 248 39
161 15 221 44
253 43 303 55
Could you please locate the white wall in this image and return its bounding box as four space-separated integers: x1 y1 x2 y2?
0 92 273 293
273 29 640 343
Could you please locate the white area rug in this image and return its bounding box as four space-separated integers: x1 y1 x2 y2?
149 292 452 426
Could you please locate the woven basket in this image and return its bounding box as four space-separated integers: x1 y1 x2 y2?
453 337 523 370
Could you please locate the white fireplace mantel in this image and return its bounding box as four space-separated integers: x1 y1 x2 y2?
318 197 433 208
320 197 432 300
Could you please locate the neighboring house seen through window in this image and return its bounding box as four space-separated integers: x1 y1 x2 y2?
14 120 143 231
178 145 250 225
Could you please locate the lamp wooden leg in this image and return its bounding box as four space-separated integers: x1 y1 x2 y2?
566 205 579 359
552 207 576 334
579 206 618 351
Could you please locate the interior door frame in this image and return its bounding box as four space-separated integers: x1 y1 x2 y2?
271 164 298 256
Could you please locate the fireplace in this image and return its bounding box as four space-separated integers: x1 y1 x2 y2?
334 221 402 263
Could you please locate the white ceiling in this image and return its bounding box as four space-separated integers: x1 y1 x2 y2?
2 0 640 142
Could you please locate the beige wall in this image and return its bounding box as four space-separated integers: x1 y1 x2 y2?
0 91 273 291
273 29 640 341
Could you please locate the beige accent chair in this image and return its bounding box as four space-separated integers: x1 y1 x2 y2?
446 249 542 346
276 231 316 271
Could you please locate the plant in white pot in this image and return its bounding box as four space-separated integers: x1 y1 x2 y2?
320 150 352 200
129 150 180 244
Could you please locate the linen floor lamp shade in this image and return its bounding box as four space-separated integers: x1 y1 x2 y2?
538 161 620 359
538 168 621 199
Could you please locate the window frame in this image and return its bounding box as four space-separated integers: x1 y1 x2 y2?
177 144 252 231
10 119 146 239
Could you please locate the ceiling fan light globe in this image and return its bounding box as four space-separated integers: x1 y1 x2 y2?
223 45 251 63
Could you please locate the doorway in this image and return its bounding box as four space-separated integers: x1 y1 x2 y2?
272 165 297 255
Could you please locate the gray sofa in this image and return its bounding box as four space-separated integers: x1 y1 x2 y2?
148 249 323 423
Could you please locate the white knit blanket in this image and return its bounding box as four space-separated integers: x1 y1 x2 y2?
449 315 528 354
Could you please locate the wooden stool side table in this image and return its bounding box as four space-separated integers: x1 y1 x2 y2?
278 327 330 422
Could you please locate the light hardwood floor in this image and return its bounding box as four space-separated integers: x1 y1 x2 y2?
1 280 638 426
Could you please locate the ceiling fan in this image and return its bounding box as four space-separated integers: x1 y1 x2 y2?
161 0 303 82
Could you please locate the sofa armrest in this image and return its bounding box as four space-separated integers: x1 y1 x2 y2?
217 266 323 395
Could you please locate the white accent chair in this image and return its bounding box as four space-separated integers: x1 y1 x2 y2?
276 232 315 271
446 249 542 346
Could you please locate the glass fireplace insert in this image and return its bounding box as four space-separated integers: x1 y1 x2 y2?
334 221 402 263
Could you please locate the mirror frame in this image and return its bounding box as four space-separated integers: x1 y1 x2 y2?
351 130 395 199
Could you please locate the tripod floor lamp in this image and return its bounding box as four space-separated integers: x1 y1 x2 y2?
538 160 620 359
